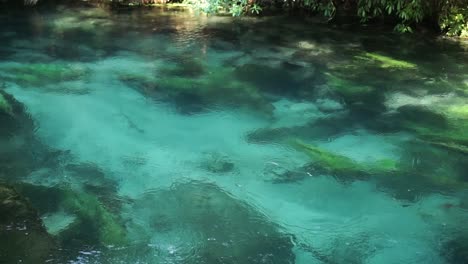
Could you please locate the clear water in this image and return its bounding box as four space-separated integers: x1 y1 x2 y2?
1 6 468 264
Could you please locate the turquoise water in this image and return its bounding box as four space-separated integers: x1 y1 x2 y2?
1 6 468 264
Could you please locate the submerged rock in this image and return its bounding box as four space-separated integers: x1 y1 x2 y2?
129 181 296 263
200 152 235 174
0 184 55 263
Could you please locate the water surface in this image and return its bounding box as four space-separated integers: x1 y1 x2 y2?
1 6 468 264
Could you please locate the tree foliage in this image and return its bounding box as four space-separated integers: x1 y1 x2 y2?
8 0 468 36
191 0 468 36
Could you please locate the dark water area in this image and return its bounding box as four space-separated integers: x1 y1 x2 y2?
0 6 468 264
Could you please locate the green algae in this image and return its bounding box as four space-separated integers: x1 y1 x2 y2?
355 52 417 70
324 72 387 114
287 139 468 198
325 73 375 98
290 140 398 177
15 183 127 247
60 189 127 246
446 104 468 119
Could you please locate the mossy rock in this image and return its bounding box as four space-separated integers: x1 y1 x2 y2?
0 184 55 263
14 183 127 248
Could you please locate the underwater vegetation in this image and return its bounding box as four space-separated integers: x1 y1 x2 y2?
1 90 127 259
14 183 128 248
354 52 418 70
267 138 468 201
291 140 398 178
120 66 275 115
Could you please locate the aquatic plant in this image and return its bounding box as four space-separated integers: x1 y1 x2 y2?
325 73 375 99
60 189 127 246
290 140 398 178
354 52 417 70
15 183 128 247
